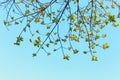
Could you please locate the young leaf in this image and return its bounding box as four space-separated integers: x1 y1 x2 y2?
63 54 70 60
73 49 79 54
32 53 37 57
103 43 109 49
92 56 98 61
34 17 40 23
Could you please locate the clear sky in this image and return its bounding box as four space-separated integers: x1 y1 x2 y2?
0 1 120 80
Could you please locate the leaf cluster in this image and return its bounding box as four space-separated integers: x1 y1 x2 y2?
1 0 120 61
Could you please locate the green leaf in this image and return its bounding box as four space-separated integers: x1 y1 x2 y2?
95 34 100 40
73 49 79 54
46 43 50 47
112 22 119 27
73 26 79 31
88 32 93 36
53 49 57 52
68 47 72 51
63 54 70 60
46 25 50 29
14 42 20 46
96 29 100 33
24 10 30 15
29 39 32 43
52 17 58 23
34 37 41 47
102 34 106 38
83 51 88 54
73 0 78 4
32 53 37 57
34 17 40 23
103 43 109 49
62 39 67 42
4 20 8 26
36 30 40 33
93 50 97 53
68 14 76 21
47 52 51 56
111 4 115 9
108 15 116 22
117 13 120 18
70 34 77 40
92 56 98 61
15 21 19 25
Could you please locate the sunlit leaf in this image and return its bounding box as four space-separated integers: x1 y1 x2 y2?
73 49 79 54
103 43 109 49
112 22 119 27
63 54 70 60
92 56 98 61
34 17 40 23
102 34 106 38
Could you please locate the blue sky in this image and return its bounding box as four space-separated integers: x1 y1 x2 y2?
0 1 120 80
